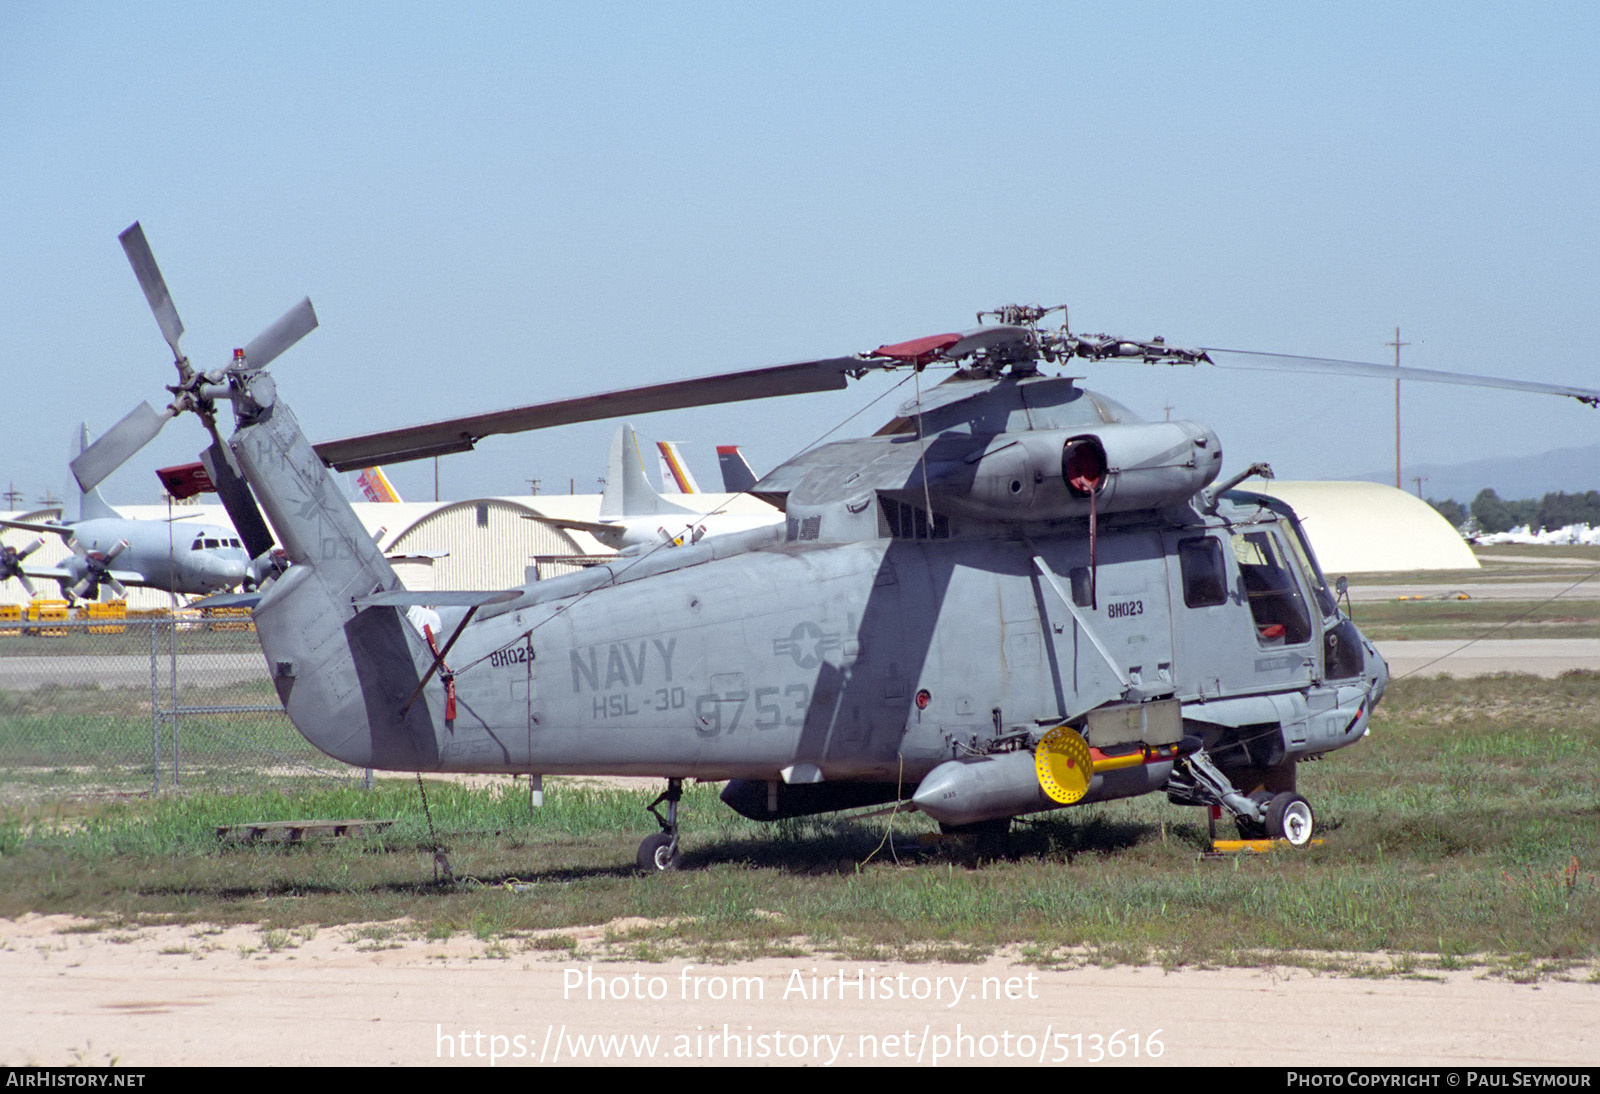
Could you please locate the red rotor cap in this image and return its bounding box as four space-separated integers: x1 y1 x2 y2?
874 333 962 364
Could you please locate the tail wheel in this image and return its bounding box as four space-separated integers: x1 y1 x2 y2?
1265 792 1315 847
637 831 680 872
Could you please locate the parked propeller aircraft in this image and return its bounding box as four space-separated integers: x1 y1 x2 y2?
76 223 1600 872
524 424 781 554
0 425 252 602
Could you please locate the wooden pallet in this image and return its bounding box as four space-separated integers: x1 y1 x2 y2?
216 819 395 845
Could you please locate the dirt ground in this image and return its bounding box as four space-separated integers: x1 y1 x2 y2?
4 914 1596 1068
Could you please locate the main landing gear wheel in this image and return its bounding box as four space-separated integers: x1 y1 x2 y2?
638 778 684 872
1265 792 1315 847
637 831 681 872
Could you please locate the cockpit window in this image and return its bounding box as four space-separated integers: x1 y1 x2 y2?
1231 530 1312 646
1280 519 1337 618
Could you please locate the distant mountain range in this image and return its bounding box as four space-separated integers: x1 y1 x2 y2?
1349 442 1600 503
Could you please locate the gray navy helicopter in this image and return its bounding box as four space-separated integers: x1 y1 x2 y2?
75 223 1600 870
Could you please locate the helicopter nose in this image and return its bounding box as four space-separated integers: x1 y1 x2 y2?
1366 640 1390 709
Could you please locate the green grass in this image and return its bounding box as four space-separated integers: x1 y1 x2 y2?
1347 599 1600 641
1472 543 1600 562
1 673 1596 971
0 682 296 762
0 678 353 793
1344 543 1600 587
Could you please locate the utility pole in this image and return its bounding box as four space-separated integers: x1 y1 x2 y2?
1387 327 1410 489
2 482 22 509
525 478 540 496
1412 475 1427 499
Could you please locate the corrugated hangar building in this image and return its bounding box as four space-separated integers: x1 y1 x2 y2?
1260 481 1478 575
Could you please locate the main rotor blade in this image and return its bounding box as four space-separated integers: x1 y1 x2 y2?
1203 348 1600 407
314 354 878 471
71 401 174 492
119 222 185 359
242 297 318 370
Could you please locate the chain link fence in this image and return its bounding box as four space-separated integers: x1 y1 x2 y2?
0 616 365 799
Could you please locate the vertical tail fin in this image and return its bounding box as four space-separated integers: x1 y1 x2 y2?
355 466 403 503
73 423 120 521
600 424 696 520
717 445 759 493
655 441 700 493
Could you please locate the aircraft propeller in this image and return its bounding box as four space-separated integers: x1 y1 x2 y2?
0 538 44 598
67 537 129 602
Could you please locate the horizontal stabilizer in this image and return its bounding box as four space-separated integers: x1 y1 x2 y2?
521 513 621 537
0 518 72 539
351 589 521 611
189 591 263 611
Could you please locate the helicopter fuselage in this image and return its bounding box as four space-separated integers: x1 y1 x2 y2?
89 224 1589 861
240 367 1386 837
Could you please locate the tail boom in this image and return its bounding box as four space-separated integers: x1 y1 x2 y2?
231 394 440 769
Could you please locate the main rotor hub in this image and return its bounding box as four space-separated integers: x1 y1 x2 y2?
977 303 1066 330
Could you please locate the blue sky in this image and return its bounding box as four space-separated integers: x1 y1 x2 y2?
2 3 1596 506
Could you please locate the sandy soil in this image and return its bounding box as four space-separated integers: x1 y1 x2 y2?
4 914 1596 1068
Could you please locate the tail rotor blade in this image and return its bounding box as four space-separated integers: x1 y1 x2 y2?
242 297 318 370
71 401 174 492
201 441 276 558
119 222 185 360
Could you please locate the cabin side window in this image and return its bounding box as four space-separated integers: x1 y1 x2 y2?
1231 530 1312 645
1178 537 1228 608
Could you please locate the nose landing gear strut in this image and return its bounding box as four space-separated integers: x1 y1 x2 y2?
638 778 683 872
